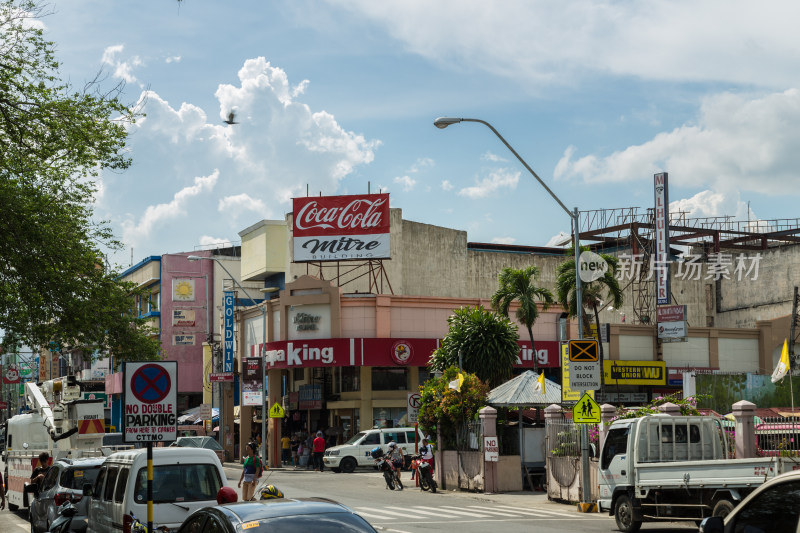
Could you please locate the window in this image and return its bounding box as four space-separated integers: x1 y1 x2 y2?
732 479 800 533
361 433 380 446
114 468 129 503
372 407 408 428
293 367 304 381
93 467 107 498
103 467 118 502
205 517 226 533
62 465 102 490
337 366 359 393
134 464 223 503
383 431 405 445
405 431 418 445
371 367 408 391
179 514 207 533
418 369 433 387
601 427 629 470
42 467 59 491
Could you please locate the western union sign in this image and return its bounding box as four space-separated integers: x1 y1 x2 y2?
603 360 666 385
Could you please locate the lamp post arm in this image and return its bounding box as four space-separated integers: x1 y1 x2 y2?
459 118 573 219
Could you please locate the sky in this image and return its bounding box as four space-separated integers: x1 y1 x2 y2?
36 0 800 269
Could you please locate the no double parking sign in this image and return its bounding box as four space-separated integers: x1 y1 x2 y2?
123 361 178 443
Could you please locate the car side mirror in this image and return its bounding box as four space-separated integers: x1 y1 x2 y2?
82 483 92 496
699 516 724 533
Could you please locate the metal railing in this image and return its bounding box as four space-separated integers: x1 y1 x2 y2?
756 416 800 456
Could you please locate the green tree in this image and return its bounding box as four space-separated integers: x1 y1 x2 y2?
491 265 554 372
429 306 519 388
417 366 489 449
0 0 159 362
555 247 623 362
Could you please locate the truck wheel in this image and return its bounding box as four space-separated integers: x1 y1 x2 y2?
340 457 357 473
713 499 735 518
614 495 642 533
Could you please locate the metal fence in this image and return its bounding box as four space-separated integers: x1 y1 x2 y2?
546 417 582 489
756 416 800 456
453 420 482 451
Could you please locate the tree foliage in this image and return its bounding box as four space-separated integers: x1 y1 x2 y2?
491 265 553 371
0 0 159 362
429 306 520 388
417 366 489 448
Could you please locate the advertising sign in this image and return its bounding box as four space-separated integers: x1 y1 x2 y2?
122 362 177 443
299 384 322 409
172 309 196 327
603 360 666 386
223 291 234 373
242 357 263 407
484 436 499 462
654 172 670 305
82 392 109 408
657 305 685 323
3 364 20 384
209 373 233 382
292 193 391 262
172 335 195 345
658 321 688 340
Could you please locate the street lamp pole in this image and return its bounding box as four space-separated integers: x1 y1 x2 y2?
187 255 269 465
433 117 589 504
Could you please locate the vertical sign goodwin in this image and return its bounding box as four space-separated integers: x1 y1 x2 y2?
654 172 670 305
223 291 234 373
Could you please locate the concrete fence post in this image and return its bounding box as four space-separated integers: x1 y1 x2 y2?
599 404 617 454
658 402 681 416
732 400 757 459
479 406 498 493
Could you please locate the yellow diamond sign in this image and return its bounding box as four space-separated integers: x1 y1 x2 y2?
572 392 601 424
268 403 285 419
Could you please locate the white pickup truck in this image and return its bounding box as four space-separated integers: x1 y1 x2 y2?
597 414 800 532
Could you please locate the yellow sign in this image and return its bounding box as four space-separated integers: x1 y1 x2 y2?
562 344 595 402
268 403 285 418
569 339 599 362
572 393 601 424
603 360 666 385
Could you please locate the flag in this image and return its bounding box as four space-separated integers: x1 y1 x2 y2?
771 339 791 383
448 372 464 392
534 371 546 395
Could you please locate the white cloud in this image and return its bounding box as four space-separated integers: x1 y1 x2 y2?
199 235 236 248
481 151 506 163
165 55 182 63
670 190 758 222
101 44 142 83
409 157 434 173
218 193 268 215
441 180 454 191
491 236 516 245
393 175 417 191
457 169 520 198
553 89 800 196
121 170 219 246
331 1 800 89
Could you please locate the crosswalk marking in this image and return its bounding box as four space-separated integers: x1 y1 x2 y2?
407 506 494 518
487 504 581 518
357 510 408 521
439 506 545 518
384 506 473 518
358 503 611 526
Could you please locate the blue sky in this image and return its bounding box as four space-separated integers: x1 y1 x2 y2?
41 1 800 268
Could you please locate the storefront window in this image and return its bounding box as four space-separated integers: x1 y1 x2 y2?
418 369 433 387
371 367 408 391
335 366 360 393
372 407 409 428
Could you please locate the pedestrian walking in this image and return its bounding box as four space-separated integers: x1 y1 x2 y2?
290 434 300 467
313 430 326 472
305 432 315 470
238 443 262 501
281 434 291 465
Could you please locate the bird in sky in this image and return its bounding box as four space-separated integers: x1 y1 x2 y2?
224 111 238 125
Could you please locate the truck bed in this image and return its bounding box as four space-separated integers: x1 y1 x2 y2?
635 456 799 491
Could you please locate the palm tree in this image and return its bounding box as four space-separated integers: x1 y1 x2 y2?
491 266 554 372
555 248 623 363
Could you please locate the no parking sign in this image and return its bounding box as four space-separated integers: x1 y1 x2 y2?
122 362 178 443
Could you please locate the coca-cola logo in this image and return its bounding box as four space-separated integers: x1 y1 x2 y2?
293 194 389 236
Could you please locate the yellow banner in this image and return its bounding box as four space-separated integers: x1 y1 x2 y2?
603 360 666 385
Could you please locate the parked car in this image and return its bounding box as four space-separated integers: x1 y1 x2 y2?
323 427 424 473
86 447 226 533
29 457 105 533
699 469 800 533
169 436 226 463
176 498 377 533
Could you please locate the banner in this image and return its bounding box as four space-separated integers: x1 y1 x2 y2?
223 291 234 373
654 172 670 305
242 357 263 407
292 193 391 262
603 360 666 385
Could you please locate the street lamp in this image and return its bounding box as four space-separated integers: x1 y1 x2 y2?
433 117 589 503
187 255 270 464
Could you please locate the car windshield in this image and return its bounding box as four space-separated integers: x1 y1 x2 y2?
344 432 366 445
174 437 223 451
61 465 102 489
238 513 376 532
133 464 222 503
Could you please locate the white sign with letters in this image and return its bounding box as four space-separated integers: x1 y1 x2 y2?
484 436 499 462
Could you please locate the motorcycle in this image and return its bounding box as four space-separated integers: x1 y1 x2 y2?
371 447 403 491
411 454 437 493
45 501 77 533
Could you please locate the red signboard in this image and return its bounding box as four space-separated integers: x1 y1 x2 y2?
254 337 560 370
657 304 686 323
209 373 234 382
3 364 20 384
0 401 7 409
292 193 391 262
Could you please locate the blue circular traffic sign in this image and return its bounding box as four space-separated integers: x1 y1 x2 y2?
131 364 171 404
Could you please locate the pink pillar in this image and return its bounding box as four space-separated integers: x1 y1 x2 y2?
732 400 757 459
480 406 498 493
599 404 617 453
658 402 681 416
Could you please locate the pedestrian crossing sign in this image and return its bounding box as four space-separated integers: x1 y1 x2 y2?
572 392 601 424
269 403 285 418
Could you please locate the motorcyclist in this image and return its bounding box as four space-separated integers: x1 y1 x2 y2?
387 441 404 482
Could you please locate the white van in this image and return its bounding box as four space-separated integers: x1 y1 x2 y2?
86 447 226 533
323 427 425 473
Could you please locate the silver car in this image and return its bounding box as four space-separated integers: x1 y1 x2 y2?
29 457 104 533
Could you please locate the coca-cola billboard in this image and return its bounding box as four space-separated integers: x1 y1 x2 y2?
292 193 391 262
